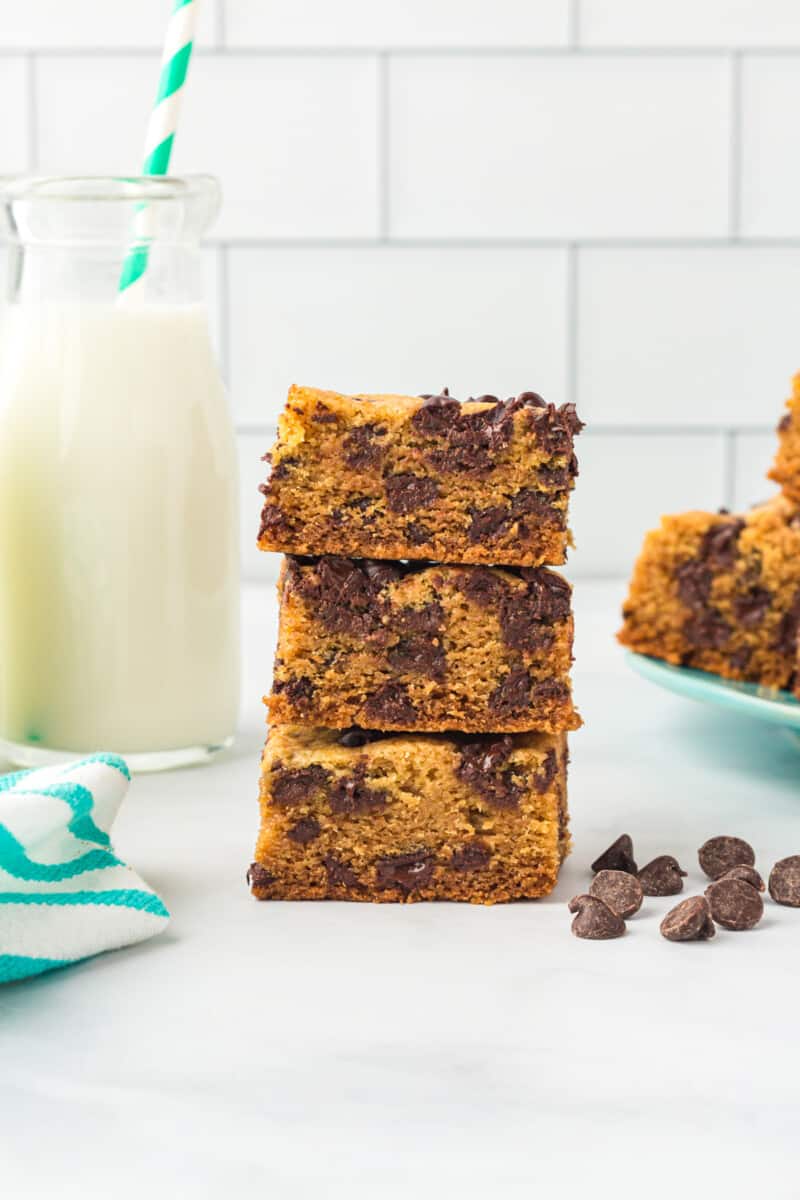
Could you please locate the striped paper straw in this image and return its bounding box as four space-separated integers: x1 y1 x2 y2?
118 0 200 294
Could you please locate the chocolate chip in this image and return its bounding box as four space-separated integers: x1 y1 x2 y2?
768 855 800 906
384 473 438 515
396 601 444 636
701 519 745 569
778 412 792 433
461 567 507 608
406 521 432 545
271 763 331 807
376 850 435 893
529 402 584 455
273 674 314 710
258 502 290 540
468 505 509 543
589 870 643 919
719 865 765 892
675 560 713 609
247 862 276 890
450 841 492 871
456 737 523 810
328 763 387 815
363 682 417 725
362 560 403 588
510 488 566 528
516 390 546 407
411 393 462 436
343 424 385 470
733 587 772 628
286 817 321 845
684 610 731 650
704 877 763 930
530 678 570 707
488 668 531 717
388 634 446 680
533 747 558 794
323 856 361 890
660 896 716 942
698 836 755 880
591 834 638 875
773 588 800 656
337 727 388 748
311 404 337 424
568 895 626 940
638 855 687 897
519 568 572 623
288 555 381 638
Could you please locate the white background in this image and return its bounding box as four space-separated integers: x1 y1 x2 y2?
1 1 799 581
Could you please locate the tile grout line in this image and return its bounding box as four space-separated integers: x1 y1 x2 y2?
728 51 743 239
207 236 800 250
25 53 38 170
9 45 800 58
377 52 390 240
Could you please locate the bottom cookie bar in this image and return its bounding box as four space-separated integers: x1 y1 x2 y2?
249 725 570 904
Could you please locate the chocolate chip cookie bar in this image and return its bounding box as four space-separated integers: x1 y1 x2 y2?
769 372 800 503
269 556 580 733
259 385 583 567
618 497 800 689
249 725 570 904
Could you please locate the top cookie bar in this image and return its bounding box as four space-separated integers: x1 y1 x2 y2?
259 386 583 567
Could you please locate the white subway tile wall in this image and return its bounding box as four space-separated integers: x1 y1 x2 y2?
1 2 796 581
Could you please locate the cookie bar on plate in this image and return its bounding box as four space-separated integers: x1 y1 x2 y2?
769 372 800 504
248 725 570 904
269 556 580 734
259 385 583 567
618 497 800 690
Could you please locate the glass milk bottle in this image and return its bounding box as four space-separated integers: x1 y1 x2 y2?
0 175 240 770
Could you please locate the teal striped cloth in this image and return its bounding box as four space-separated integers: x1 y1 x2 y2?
0 754 170 983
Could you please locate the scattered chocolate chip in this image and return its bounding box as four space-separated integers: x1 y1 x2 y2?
591 834 638 876
719 865 765 892
286 816 321 845
271 763 331 807
384 473 438 514
323 856 361 890
450 841 492 871
733 587 772 628
363 682 417 725
660 896 716 942
589 870 643 919
568 894 626 940
247 862 276 890
337 727 388 748
638 855 687 897
343 424 385 470
705 877 764 931
456 736 523 810
328 762 387 815
376 850 435 893
768 855 800 906
698 835 755 880
488 668 531 717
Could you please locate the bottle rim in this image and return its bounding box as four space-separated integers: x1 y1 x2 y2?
0 174 219 205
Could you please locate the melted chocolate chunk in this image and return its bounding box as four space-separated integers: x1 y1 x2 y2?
258 502 290 541
311 404 337 424
323 856 361 890
328 762 387 815
456 737 524 810
286 816 321 845
412 392 462 436
362 560 403 589
773 588 800 656
337 727 391 748
287 556 383 638
384 473 439 515
778 412 792 433
406 521 432 545
363 682 417 725
247 862 276 890
273 675 314 710
375 850 435 893
489 668 531 717
450 841 492 871
675 560 713 610
343 424 385 470
530 678 570 706
388 635 446 680
729 646 752 673
396 601 444 635
271 763 331 807
468 505 510 543
461 567 507 607
533 748 558 794
510 488 565 528
529 402 585 455
683 610 731 650
733 586 772 628
701 518 745 570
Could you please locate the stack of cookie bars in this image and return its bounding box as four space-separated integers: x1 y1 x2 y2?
620 372 800 696
249 385 584 903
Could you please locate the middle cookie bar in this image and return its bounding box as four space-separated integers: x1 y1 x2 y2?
268 555 580 734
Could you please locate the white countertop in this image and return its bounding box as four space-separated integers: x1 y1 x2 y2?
2 581 799 1200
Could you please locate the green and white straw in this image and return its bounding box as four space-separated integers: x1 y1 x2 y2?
118 0 200 294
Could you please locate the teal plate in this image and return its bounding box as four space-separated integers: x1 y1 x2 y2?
627 652 800 732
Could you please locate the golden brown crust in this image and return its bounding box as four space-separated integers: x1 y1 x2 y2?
618 496 800 690
258 384 580 567
769 373 800 504
249 725 570 904
268 557 580 734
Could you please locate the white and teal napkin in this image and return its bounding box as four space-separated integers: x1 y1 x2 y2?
0 753 170 984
